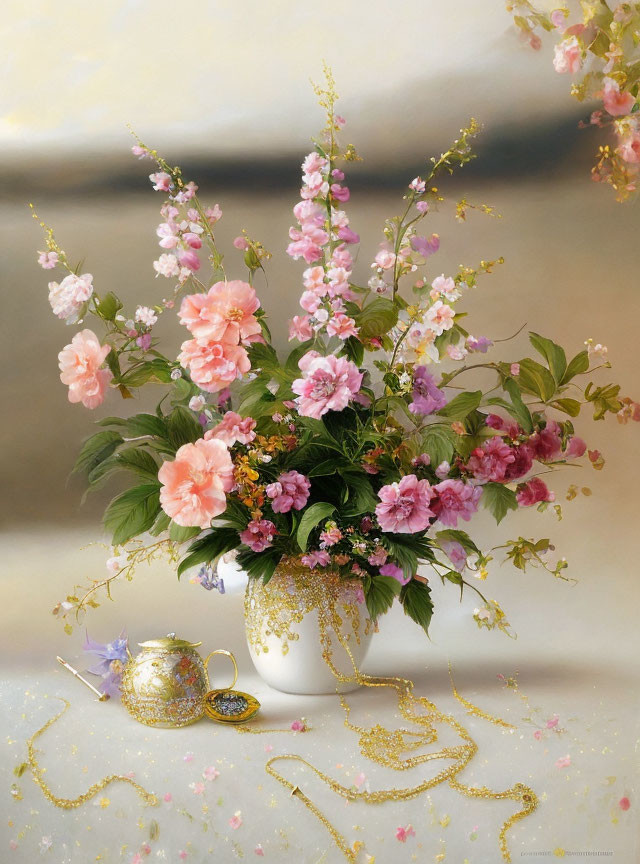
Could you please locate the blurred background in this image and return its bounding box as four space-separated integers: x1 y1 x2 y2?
1 0 639 664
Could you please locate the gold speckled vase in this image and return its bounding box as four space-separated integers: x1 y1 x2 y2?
244 557 374 694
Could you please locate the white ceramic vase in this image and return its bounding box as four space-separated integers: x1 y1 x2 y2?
243 560 373 695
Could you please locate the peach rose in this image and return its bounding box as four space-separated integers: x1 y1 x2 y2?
58 329 112 409
178 338 250 393
178 280 261 344
158 438 234 528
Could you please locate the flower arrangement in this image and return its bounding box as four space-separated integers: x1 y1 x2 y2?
509 0 640 200
36 68 638 637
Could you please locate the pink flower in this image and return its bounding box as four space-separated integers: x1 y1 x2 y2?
466 437 516 484
330 183 350 202
619 797 631 811
553 36 582 74
516 478 554 507
158 438 234 529
179 281 261 344
233 236 250 251
290 719 306 732
240 519 277 552
533 730 542 740
510 363 520 376
416 200 429 213
326 314 359 340
409 176 426 193
411 234 440 258
379 562 410 585
292 351 363 419
546 714 559 729
376 474 435 534
136 333 152 350
618 128 640 163
190 782 205 795
178 339 250 393
368 546 388 566
530 420 562 462
425 300 455 335
229 811 243 830
555 755 571 769
48 273 94 322
58 329 113 409
153 253 180 278
287 224 329 264
466 335 493 353
131 855 143 864
149 172 172 192
178 250 200 272
178 852 187 861
565 436 586 459
603 78 636 117
320 526 342 546
254 845 265 856
395 824 416 843
38 250 59 269
265 470 311 513
299 291 321 314
409 367 448 416
203 766 220 781
504 444 533 481
430 274 459 300
374 248 396 270
432 479 483 527
205 411 256 446
295 202 325 227
135 305 158 327
302 152 328 175
337 226 360 244
301 549 331 568
440 540 467 573
289 315 314 341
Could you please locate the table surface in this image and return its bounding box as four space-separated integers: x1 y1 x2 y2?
2 528 639 863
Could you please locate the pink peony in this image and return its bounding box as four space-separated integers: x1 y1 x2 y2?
301 549 331 568
432 479 483 527
178 339 250 393
425 300 455 336
48 273 94 323
380 562 411 585
240 519 277 552
467 436 516 484
288 315 313 341
58 329 113 409
504 444 534 481
292 351 363 419
603 78 636 117
205 411 256 446
179 281 261 344
158 438 234 529
265 470 311 513
326 314 358 340
516 477 554 507
553 36 582 74
376 474 435 534
530 420 562 462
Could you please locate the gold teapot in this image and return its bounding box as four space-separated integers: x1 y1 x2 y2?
120 633 250 728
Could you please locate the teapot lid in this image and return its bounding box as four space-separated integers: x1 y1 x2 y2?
138 632 202 650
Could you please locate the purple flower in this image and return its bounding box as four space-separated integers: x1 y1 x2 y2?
440 541 468 573
466 335 493 354
193 565 226 593
410 234 440 258
409 367 448 416
83 630 129 697
379 562 411 585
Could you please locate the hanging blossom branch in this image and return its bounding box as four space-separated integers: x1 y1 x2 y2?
508 0 640 201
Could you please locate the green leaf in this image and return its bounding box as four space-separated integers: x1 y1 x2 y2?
516 359 557 402
236 547 282 584
95 291 123 321
341 336 364 366
73 430 123 476
103 483 161 546
284 339 315 375
354 298 398 340
421 425 456 466
166 405 203 449
561 350 589 384
399 580 434 634
481 482 518 524
169 522 201 543
296 502 336 551
437 390 482 421
341 471 378 517
435 529 481 556
177 527 241 578
119 358 173 387
381 533 434 580
307 459 342 477
126 413 168 439
247 342 281 376
365 574 400 621
149 510 171 536
88 447 159 486
550 398 581 417
528 332 567 384
503 378 533 433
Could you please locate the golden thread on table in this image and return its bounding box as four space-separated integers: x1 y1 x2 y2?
244 559 538 864
24 698 158 809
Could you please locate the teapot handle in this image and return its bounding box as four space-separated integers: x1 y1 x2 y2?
203 649 238 691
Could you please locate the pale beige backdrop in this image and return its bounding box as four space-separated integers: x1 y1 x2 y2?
1 3 639 861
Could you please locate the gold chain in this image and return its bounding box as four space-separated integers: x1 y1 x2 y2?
244 558 538 864
25 698 158 809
